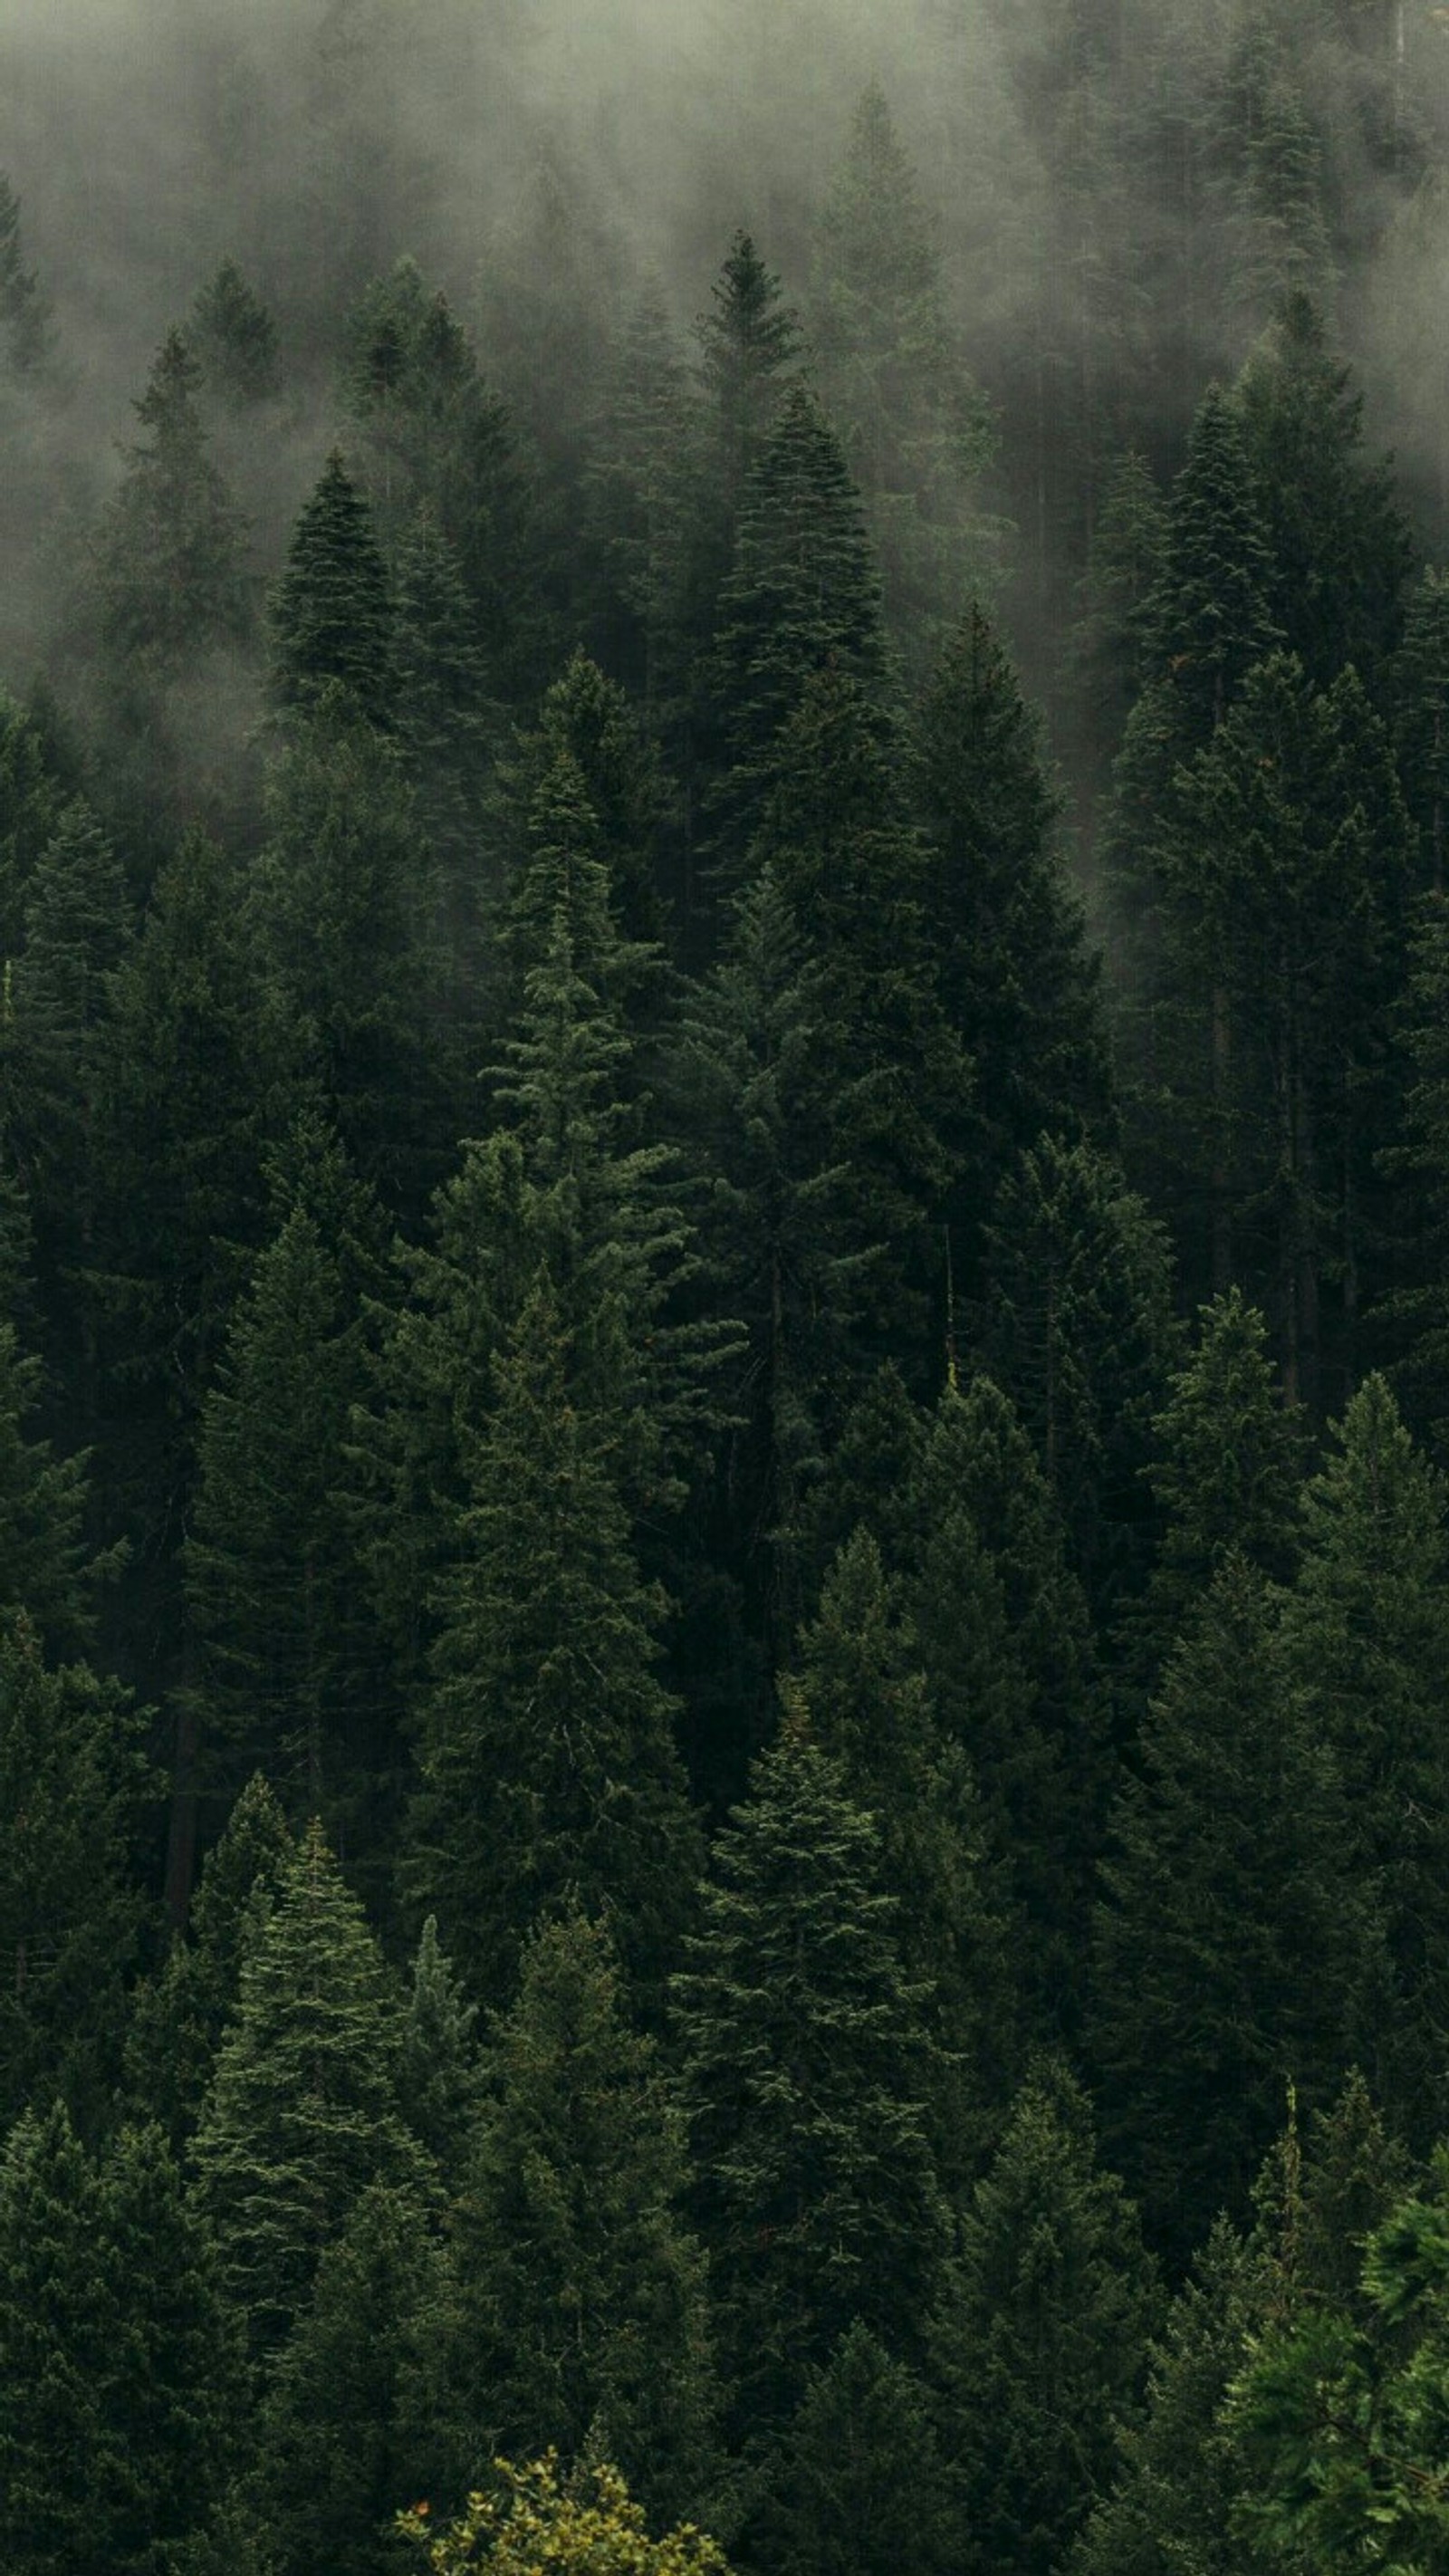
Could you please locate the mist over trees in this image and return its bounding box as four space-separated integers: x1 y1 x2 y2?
5 1 1449 2568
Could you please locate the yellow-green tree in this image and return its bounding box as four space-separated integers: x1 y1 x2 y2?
398 2455 729 2574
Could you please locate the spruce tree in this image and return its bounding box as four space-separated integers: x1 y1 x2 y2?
185 1120 387 1840
192 1817 424 2360
403 1271 700 2007
1091 1556 1361 2258
0 2101 112 2576
0 1614 145 2129
95 327 252 671
399 1915 482 2174
912 606 1113 1242
269 450 395 725
755 2321 955 2576
1277 1375 1449 2142
927 2066 1161 2576
446 1909 718 2523
188 257 282 407
0 174 49 372
674 1716 944 2440
254 2179 448 2576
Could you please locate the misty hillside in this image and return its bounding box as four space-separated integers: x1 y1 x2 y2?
6 5 1449 2571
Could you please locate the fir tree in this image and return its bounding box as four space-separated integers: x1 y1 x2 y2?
581 284 693 711
0 2101 112 2576
0 174 49 372
403 1272 701 2007
755 2321 955 2576
188 257 281 407
192 1817 424 2360
399 1915 482 2174
928 2066 1161 2576
269 450 394 725
446 1909 718 2523
1092 1556 1361 2258
0 1615 145 2129
674 1715 944 2439
95 326 252 670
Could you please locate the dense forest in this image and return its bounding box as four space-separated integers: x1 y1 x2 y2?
11 0 1449 2568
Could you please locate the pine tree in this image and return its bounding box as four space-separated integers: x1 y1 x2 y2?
399 1916 482 2174
1394 564 1449 891
0 1615 145 2129
1277 1375 1449 2142
124 1773 293 2146
977 1134 1176 1620
0 686 69 965
581 284 692 711
188 257 281 406
927 2065 1161 2576
254 2179 448 2576
95 327 252 671
798 1529 1018 2183
403 1272 700 2007
446 1909 718 2523
912 606 1113 1244
1091 1556 1361 2258
0 1310 110 1658
185 1121 387 1839
903 1377 1107 2037
810 84 997 654
1064 448 1168 787
686 228 804 626
269 450 395 725
0 174 49 372
192 1817 424 2360
755 2321 955 2576
0 2101 112 2576
705 388 887 877
674 1716 944 2439
1235 293 1411 693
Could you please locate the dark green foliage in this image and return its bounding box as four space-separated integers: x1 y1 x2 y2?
0 1312 110 1656
1394 564 1449 889
754 2321 955 2576
269 451 395 725
1278 1375 1449 2142
1092 1557 1361 2257
188 259 281 407
0 1616 145 2129
185 1120 388 1836
124 1773 293 2146
705 389 887 875
192 1818 424 2360
675 1716 945 2440
913 607 1113 1231
0 2104 237 2576
928 2066 1161 2576
446 1909 718 2523
977 1134 1176 1617
403 1273 701 2007
95 328 252 671
254 2180 447 2576
398 1916 481 2173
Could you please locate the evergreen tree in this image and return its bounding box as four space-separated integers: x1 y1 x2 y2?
686 227 804 638
399 1915 482 2174
1235 293 1411 694
912 606 1113 1244
904 1377 1107 2036
755 2321 955 2576
403 1272 700 2007
185 1120 388 1840
188 257 281 407
798 1529 1018 2182
581 284 692 711
95 327 252 671
978 1134 1176 1620
1064 448 1168 789
254 2179 448 2576
0 1614 145 2129
810 84 997 653
124 1773 293 2147
269 450 395 725
446 1909 718 2523
0 686 69 966
1394 563 1449 890
1277 1374 1449 2142
674 1715 944 2440
1091 1556 1361 2259
192 1817 424 2360
928 2066 1161 2576
0 2101 112 2576
705 388 887 878
0 174 49 371
0 1311 111 1658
